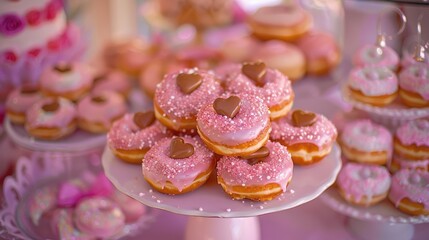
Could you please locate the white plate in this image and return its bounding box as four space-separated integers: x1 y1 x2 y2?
102 143 342 218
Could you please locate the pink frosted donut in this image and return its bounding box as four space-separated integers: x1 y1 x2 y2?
5 87 43 124
220 36 260 62
401 53 429 69
175 45 222 69
51 209 94 240
296 31 340 75
347 66 398 106
142 136 216 194
226 62 294 120
108 112 172 164
389 169 429 215
92 71 131 98
75 197 125 238
77 91 127 133
25 97 77 140
40 63 93 101
390 155 429 173
398 63 429 107
270 109 337 165
29 185 58 226
154 68 223 132
340 119 393 165
394 119 429 160
353 44 399 71
337 163 391 206
111 191 145 223
197 93 271 156
217 141 293 201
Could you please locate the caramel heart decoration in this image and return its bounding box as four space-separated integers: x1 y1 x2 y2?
42 100 60 112
242 62 267 86
291 109 317 127
243 146 270 165
176 73 202 94
54 64 72 73
91 96 106 104
133 111 155 129
213 96 241 118
169 137 195 159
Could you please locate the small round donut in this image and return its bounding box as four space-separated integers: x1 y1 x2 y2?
197 93 271 156
394 119 429 160
389 169 429 215
175 45 222 70
40 63 93 101
74 196 125 238
340 119 392 165
247 4 312 42
347 66 398 106
389 155 429 173
108 111 172 164
110 191 146 223
270 109 337 165
77 91 127 133
5 86 43 124
25 97 77 140
296 31 341 75
250 40 306 81
217 141 293 201
353 44 399 71
398 63 429 107
154 68 223 132
51 209 94 240
225 62 294 120
337 163 391 206
92 70 131 98
142 136 216 194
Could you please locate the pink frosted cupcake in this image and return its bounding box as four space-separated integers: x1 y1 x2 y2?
340 119 392 165
217 141 293 201
353 44 399 71
337 163 391 206
347 66 398 106
77 91 127 133
142 136 216 194
25 97 77 140
108 111 172 164
394 119 429 160
5 86 43 124
40 63 93 101
92 71 131 98
398 63 429 107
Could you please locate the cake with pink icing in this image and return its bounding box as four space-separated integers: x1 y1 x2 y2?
25 97 77 139
337 163 391 206
154 68 223 132
353 44 399 71
340 119 392 165
394 119 429 160
142 136 216 194
196 93 271 156
225 62 294 120
389 169 429 215
40 63 93 101
347 66 398 106
92 70 131 98
108 111 172 164
296 31 340 75
77 91 127 133
270 109 337 165
217 141 293 201
398 63 429 107
390 155 429 173
5 86 42 124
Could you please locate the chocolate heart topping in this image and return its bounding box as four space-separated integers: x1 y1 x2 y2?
242 62 267 86
243 146 270 165
169 137 194 159
291 109 317 127
176 73 203 94
133 111 155 129
42 100 60 112
20 86 38 94
91 95 106 104
54 64 72 73
213 96 241 118
93 73 108 83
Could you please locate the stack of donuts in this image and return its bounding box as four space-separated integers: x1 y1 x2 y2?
337 118 429 216
5 63 131 139
108 61 338 201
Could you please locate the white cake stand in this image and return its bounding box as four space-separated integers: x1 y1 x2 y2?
321 187 429 240
102 143 342 240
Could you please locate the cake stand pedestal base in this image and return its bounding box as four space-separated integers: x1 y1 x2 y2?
185 216 260 240
347 218 414 240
